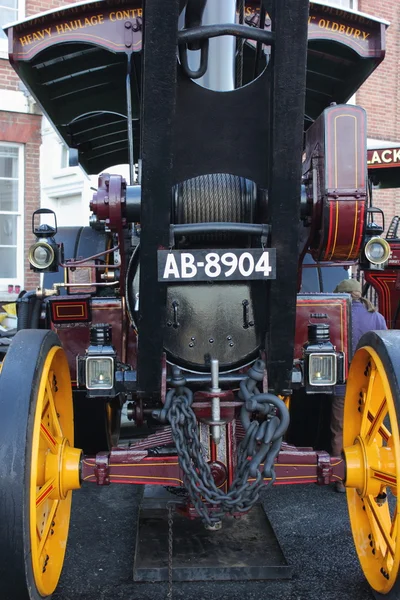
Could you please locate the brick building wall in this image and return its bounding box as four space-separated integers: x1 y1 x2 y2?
0 111 41 290
358 0 400 230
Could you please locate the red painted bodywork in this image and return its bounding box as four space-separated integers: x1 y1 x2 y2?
49 296 137 383
303 105 367 263
294 294 350 377
48 292 350 382
81 440 345 488
365 266 400 329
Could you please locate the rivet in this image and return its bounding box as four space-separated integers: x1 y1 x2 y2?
189 342 194 348
209 338 214 344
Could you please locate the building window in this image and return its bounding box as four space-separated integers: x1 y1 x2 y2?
0 0 25 56
0 143 24 288
60 143 69 169
327 0 358 8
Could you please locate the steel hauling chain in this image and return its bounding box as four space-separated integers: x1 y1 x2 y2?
157 360 290 526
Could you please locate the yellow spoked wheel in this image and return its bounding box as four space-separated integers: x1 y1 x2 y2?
344 331 400 598
0 330 82 600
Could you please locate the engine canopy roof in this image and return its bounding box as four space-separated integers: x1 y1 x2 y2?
4 0 388 175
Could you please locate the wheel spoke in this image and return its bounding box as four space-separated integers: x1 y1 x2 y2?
366 397 388 446
37 500 59 557
36 479 56 509
40 421 58 451
371 467 397 489
360 366 377 437
365 495 396 558
44 372 62 437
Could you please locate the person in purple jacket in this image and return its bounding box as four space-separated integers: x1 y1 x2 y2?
331 278 387 492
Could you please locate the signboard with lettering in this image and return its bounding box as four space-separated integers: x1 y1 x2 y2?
245 1 384 58
9 3 144 59
367 148 400 169
7 0 386 61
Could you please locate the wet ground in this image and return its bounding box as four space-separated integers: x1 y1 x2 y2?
52 481 375 600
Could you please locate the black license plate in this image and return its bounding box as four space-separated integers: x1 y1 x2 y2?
158 249 276 282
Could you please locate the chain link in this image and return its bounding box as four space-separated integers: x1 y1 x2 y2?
158 360 290 526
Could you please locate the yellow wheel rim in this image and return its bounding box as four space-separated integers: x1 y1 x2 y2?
30 346 81 596
344 346 400 594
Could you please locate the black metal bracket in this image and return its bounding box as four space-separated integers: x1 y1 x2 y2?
177 24 275 46
184 0 207 50
177 24 274 80
169 222 270 247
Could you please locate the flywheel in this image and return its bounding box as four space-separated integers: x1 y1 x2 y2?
0 330 82 600
343 331 400 598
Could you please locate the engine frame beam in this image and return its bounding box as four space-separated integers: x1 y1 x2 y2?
266 0 309 394
137 0 180 397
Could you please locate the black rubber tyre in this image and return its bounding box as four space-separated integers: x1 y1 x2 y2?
344 331 400 599
0 329 75 600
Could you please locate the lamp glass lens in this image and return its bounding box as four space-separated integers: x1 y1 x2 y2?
33 244 52 266
309 354 336 385
86 357 113 389
367 242 385 261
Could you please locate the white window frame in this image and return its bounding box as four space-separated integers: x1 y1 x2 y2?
0 0 25 59
0 142 24 290
325 0 358 9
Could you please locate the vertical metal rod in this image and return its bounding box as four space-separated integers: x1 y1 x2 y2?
210 358 221 445
187 0 236 92
126 53 134 185
253 5 266 79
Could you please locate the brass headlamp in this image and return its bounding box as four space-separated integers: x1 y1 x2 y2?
28 208 59 272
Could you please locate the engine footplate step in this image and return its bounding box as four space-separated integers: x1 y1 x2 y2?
133 486 292 582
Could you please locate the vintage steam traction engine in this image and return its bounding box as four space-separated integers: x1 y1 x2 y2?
1 1 400 599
